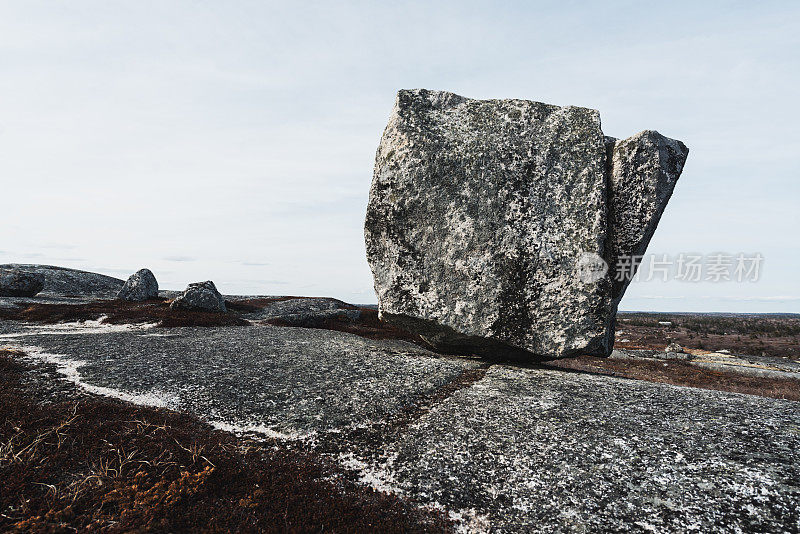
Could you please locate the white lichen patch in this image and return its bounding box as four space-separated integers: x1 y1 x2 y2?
0 318 156 338
208 420 312 442
11 344 179 409
337 452 404 495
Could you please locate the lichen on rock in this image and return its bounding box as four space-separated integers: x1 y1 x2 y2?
0 268 45 297
365 89 689 360
117 268 159 302
170 281 227 313
606 130 689 304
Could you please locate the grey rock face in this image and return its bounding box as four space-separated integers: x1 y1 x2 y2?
0 264 124 298
365 89 688 360
170 281 226 313
0 268 45 297
382 365 799 533
606 131 689 304
266 309 363 328
243 297 363 327
245 297 354 320
117 269 159 301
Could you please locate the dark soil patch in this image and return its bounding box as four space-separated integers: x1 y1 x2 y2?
0 350 452 533
616 312 800 359
0 300 249 328
547 355 800 401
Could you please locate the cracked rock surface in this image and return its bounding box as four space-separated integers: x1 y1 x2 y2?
384 365 799 532
365 90 689 360
0 321 477 436
1 319 796 532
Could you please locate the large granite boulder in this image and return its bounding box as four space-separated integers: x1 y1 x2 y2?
365 89 688 360
117 268 159 301
0 269 45 297
170 281 226 313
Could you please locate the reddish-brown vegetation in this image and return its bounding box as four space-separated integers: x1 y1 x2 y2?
616 313 800 359
0 300 249 328
0 350 452 533
547 355 800 401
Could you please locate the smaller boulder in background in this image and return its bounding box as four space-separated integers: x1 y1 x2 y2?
170 281 226 313
0 269 45 297
117 269 159 301
665 342 684 354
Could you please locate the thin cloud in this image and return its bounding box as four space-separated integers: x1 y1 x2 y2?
40 244 77 250
715 295 800 302
0 1 796 309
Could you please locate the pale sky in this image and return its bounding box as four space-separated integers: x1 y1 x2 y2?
1 1 798 311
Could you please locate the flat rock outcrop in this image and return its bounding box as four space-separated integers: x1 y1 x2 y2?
117 269 159 301
0 268 45 297
365 89 689 360
0 264 124 299
2 320 796 533
170 281 226 313
243 297 361 326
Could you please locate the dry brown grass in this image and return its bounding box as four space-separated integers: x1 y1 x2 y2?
0 350 452 533
616 313 800 359
0 300 249 327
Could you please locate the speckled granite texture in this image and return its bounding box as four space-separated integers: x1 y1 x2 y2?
365 90 689 360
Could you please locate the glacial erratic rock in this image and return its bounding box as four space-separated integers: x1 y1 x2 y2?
170 281 226 313
365 89 688 360
117 269 159 301
606 131 689 303
0 269 45 297
366 89 611 359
